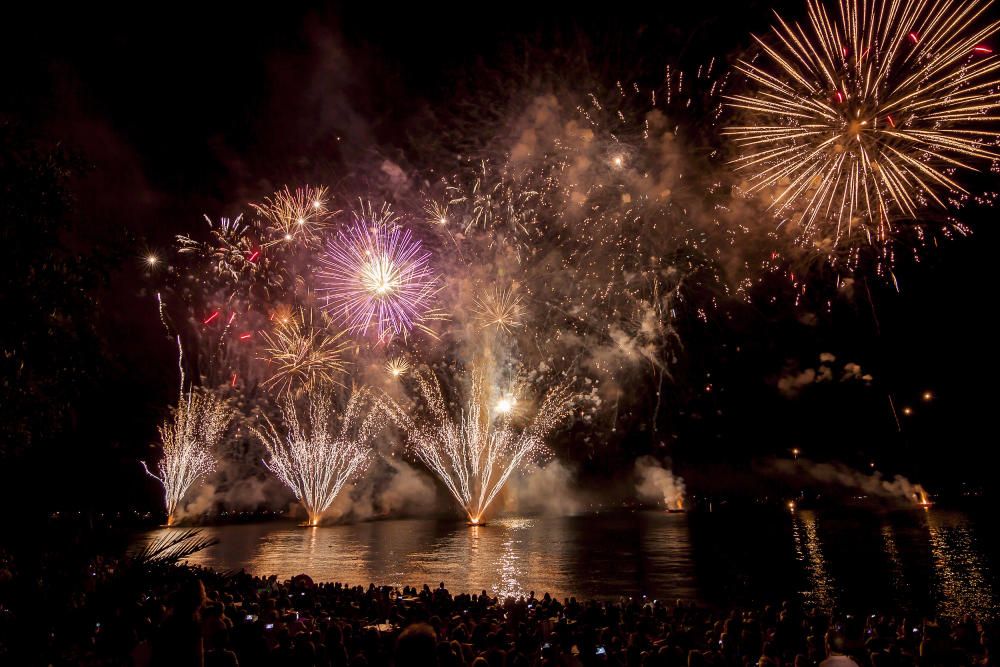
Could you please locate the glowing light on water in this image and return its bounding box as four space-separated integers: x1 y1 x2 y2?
926 513 997 620
792 510 837 609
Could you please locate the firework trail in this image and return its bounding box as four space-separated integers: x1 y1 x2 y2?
142 337 232 526
382 363 582 523
318 202 442 342
259 307 349 394
725 0 1000 260
251 384 383 526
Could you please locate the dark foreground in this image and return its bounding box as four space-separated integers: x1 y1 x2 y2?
1 545 994 667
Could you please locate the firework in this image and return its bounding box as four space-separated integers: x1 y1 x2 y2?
473 285 524 334
251 185 336 246
251 384 382 526
142 338 232 525
382 364 580 523
725 0 1000 256
317 203 442 342
385 355 411 378
177 215 261 284
259 308 349 394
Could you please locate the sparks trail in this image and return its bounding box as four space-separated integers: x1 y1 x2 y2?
250 384 384 526
381 363 583 523
141 337 232 526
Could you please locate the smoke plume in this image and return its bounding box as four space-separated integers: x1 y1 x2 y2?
761 458 927 505
634 455 686 509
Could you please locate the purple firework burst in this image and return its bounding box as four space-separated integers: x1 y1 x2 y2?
318 209 440 341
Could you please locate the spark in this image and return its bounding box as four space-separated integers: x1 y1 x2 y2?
251 185 336 246
141 338 231 526
725 0 1000 259
251 384 382 526
382 364 581 523
259 308 349 394
318 203 442 342
385 356 411 378
473 285 524 334
424 201 451 226
178 215 271 290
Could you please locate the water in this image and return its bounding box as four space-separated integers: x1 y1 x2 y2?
135 508 998 618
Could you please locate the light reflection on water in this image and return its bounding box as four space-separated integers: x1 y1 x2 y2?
792 511 837 609
137 513 693 601
880 524 910 610
135 510 996 616
924 512 996 620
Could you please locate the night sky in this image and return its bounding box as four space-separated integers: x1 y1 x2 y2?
2 1 996 515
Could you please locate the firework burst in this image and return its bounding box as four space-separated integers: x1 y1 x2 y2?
473 285 525 334
385 355 412 378
725 0 1000 257
318 203 442 342
251 384 383 526
178 215 262 284
259 308 349 394
251 185 337 246
382 364 581 523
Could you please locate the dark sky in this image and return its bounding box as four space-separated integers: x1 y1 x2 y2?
2 2 995 511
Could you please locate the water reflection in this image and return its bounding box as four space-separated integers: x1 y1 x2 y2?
924 512 996 620
880 524 910 609
134 509 996 615
792 511 837 609
643 513 697 601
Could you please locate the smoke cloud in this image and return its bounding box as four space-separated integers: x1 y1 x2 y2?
502 460 590 516
634 456 686 509
761 458 926 505
776 353 873 397
326 457 439 523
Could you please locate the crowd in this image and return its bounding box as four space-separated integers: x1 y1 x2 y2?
12 552 992 667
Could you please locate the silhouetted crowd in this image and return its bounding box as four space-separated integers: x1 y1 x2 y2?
3 553 995 666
